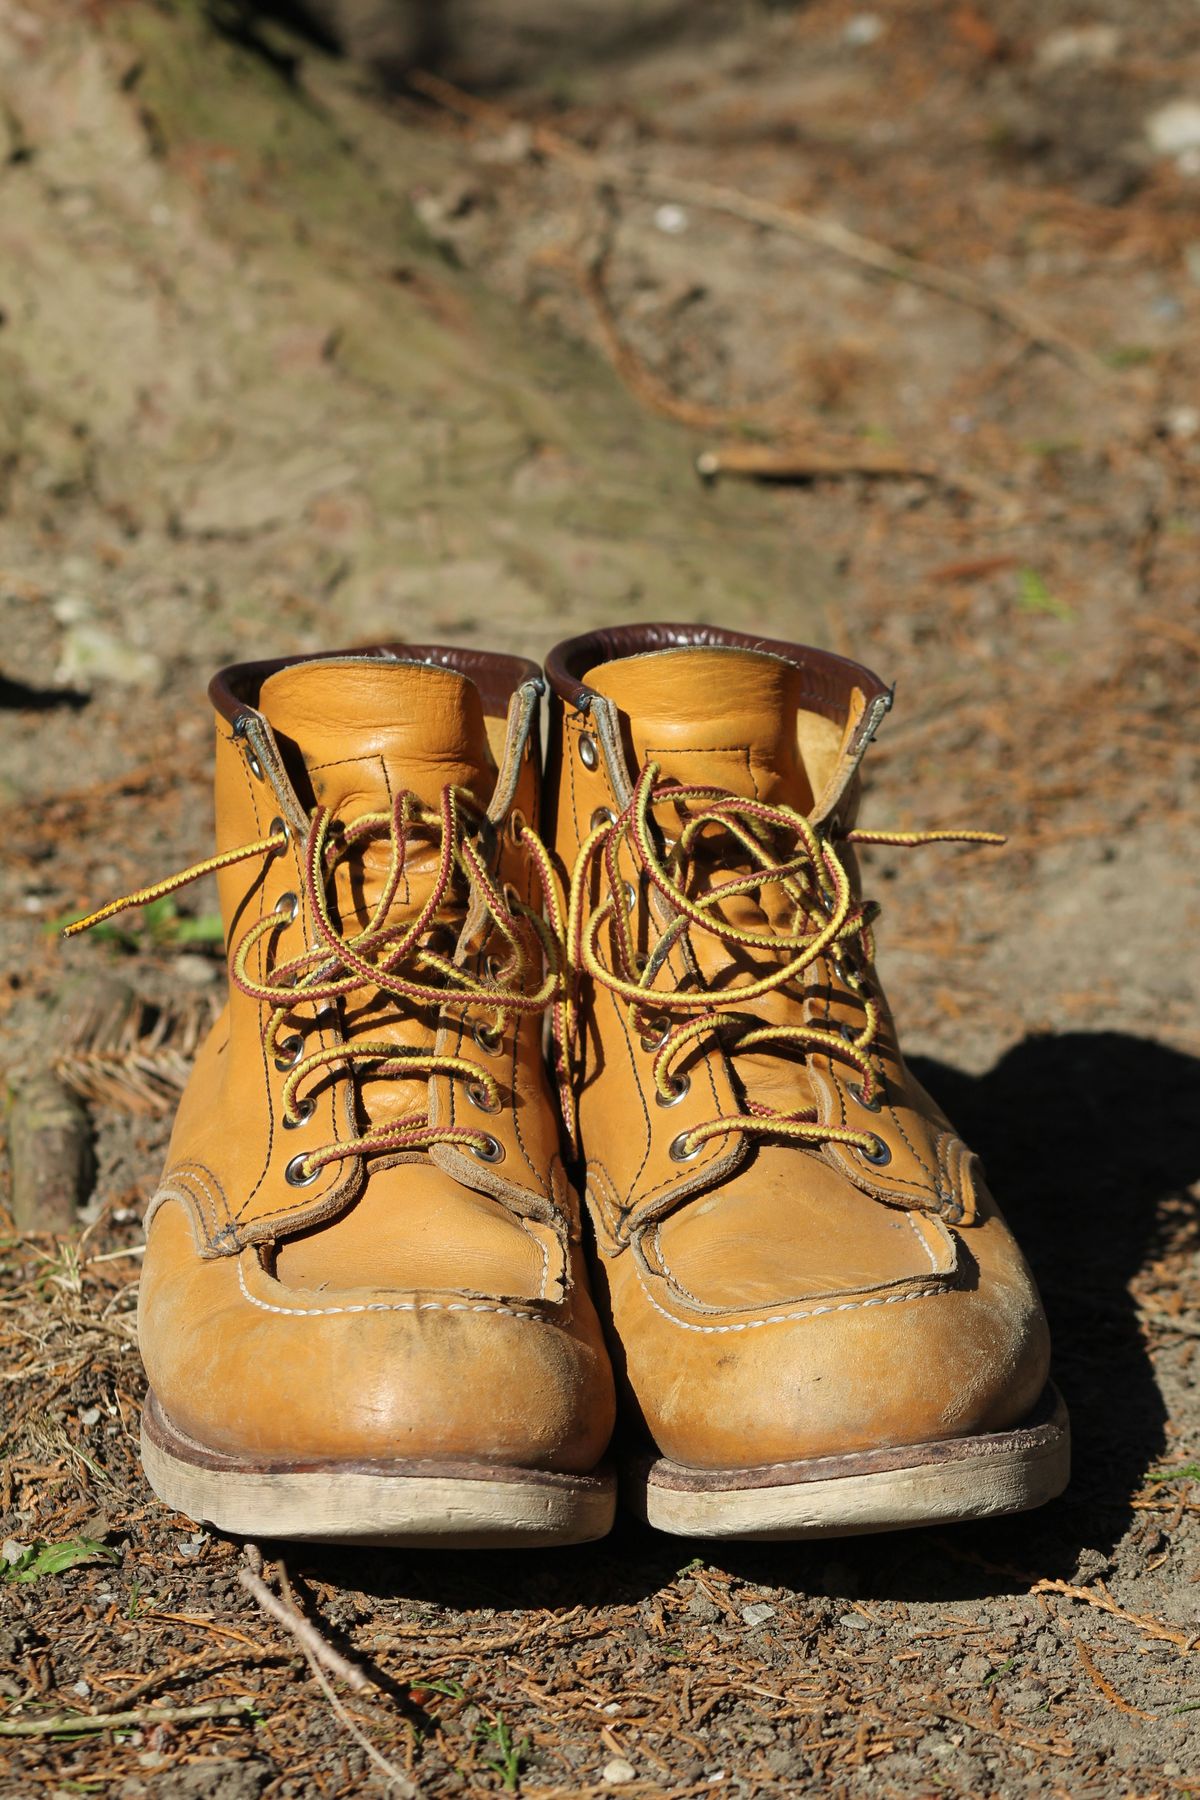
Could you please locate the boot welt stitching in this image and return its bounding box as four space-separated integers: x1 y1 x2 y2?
633 1257 946 1333
236 1257 555 1323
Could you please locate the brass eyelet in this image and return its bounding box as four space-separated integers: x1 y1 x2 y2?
655 1073 690 1108
472 1134 505 1164
466 1080 501 1114
284 1152 319 1186
578 733 598 770
273 1034 303 1071
669 1130 703 1163
282 1098 316 1130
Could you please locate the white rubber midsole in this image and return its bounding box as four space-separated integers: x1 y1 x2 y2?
629 1393 1070 1540
141 1411 616 1549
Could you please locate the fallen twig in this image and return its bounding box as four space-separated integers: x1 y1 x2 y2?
1033 1579 1200 1653
276 1562 418 1798
1072 1637 1157 1721
239 1549 373 1693
0 1699 254 1737
408 69 1108 382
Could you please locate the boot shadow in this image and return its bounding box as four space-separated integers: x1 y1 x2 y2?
295 1031 1199 1610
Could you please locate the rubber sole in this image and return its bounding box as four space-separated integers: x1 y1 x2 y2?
141 1392 617 1548
626 1383 1070 1540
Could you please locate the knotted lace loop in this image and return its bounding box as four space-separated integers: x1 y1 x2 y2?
566 761 1001 1164
66 785 566 1181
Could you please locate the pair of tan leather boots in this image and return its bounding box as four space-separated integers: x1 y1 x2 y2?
74 624 1068 1546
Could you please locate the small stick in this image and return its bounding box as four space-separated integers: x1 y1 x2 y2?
0 1699 253 1738
277 1564 418 1798
238 1552 373 1694
408 69 1108 383
1034 1578 1200 1652
1072 1637 1157 1721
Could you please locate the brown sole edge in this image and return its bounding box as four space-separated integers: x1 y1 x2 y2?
626 1384 1070 1540
141 1393 617 1548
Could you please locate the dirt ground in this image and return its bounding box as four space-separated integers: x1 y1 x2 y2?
1 0 1199 1794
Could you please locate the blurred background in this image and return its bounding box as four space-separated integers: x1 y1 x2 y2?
1 2 1199 1793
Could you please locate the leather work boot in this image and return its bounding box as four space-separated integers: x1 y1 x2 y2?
544 624 1069 1539
68 647 616 1546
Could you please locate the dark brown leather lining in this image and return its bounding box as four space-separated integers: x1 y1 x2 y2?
637 1384 1068 1493
143 1391 611 1490
544 623 890 726
209 644 543 724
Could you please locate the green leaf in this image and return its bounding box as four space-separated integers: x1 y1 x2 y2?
1148 1463 1200 1484
1016 568 1074 621
170 914 225 946
4 1539 120 1584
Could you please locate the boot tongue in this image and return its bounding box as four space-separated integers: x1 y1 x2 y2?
259 656 495 818
585 646 815 810
258 656 497 1130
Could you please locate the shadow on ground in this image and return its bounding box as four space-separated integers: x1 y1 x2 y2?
291 1031 1200 1614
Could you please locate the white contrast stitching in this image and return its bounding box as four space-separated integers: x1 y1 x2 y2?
235 1257 552 1323
633 1255 945 1334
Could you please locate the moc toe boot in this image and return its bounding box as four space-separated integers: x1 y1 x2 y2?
545 624 1069 1540
122 647 615 1546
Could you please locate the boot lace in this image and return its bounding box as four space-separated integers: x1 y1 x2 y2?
565 762 1001 1164
66 787 566 1180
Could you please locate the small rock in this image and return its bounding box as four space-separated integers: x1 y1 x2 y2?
843 12 884 46
56 622 162 691
741 1601 777 1628
472 122 533 166
1 1540 25 1566
1036 24 1120 72
71 1679 91 1698
173 953 220 985
653 204 688 235
1165 405 1200 441
839 1612 870 1630
78 1406 101 1427
1146 99 1200 159
686 1591 720 1623
601 1760 637 1785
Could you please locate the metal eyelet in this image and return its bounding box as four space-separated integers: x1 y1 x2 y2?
503 882 522 912
273 1034 303 1071
861 1135 892 1167
849 1081 883 1114
274 891 299 923
282 1098 316 1130
640 1020 669 1052
591 806 616 830
578 732 599 770
268 815 290 848
474 1022 502 1056
623 880 636 914
669 1130 703 1163
233 715 265 781
284 1152 319 1186
838 1022 861 1044
466 1081 501 1113
507 809 525 843
655 1073 690 1108
472 1134 505 1164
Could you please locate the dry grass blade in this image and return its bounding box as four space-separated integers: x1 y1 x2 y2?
1033 1580 1200 1652
53 986 215 1116
0 1699 254 1737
